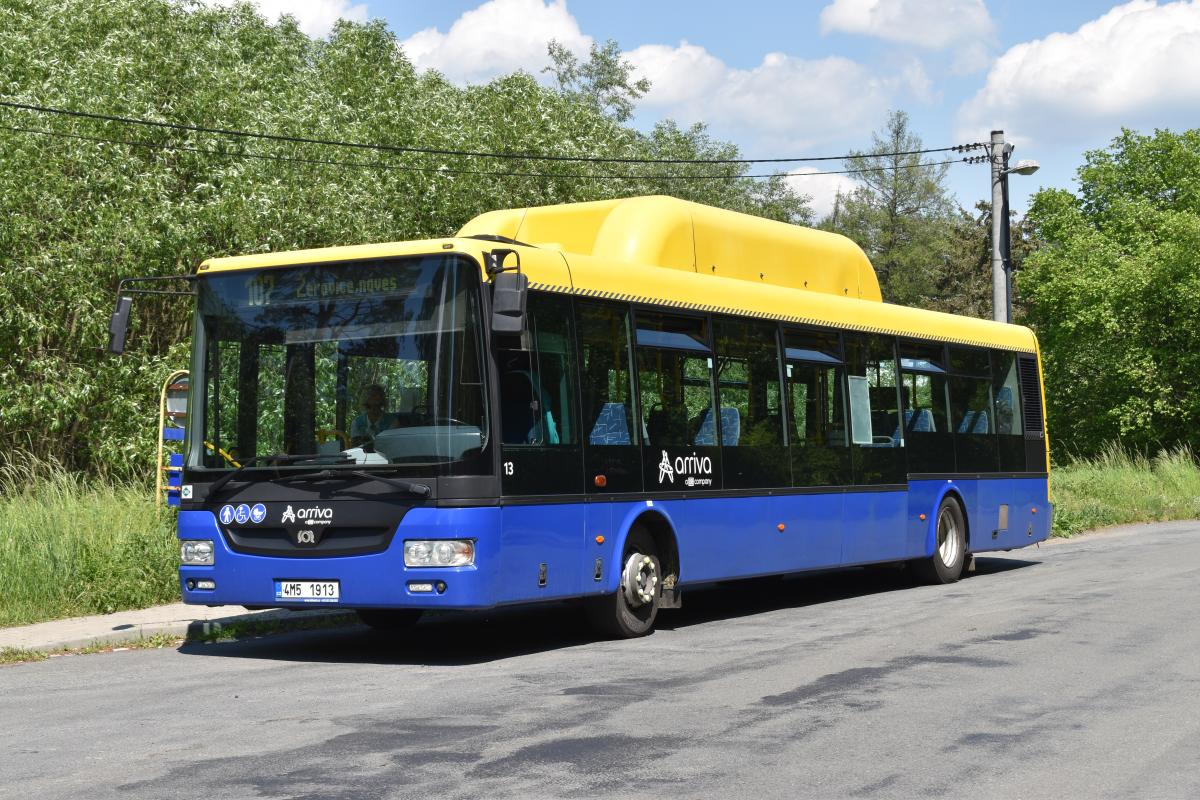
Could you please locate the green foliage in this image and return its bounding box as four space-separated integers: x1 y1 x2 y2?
0 458 179 627
1051 445 1200 537
927 200 1036 319
1020 128 1200 457
545 38 650 124
824 110 955 306
0 0 810 480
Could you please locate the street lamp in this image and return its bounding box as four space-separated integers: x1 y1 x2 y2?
990 130 1040 323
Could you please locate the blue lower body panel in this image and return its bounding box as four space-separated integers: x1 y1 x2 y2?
178 478 1051 611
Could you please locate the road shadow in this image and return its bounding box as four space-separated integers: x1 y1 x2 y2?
177 555 1039 667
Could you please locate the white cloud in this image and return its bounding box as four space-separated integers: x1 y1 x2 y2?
786 168 860 220
957 0 1200 144
623 41 727 107
627 43 925 150
205 0 368 38
399 0 591 84
819 0 994 50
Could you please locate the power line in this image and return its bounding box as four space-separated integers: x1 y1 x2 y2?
0 98 987 166
0 123 975 181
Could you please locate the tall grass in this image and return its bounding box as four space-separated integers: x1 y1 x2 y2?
1051 444 1200 537
0 457 178 628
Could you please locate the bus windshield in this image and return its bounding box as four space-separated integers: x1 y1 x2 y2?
195 255 489 474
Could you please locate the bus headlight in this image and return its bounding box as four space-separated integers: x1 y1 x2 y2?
404 539 474 567
180 540 215 565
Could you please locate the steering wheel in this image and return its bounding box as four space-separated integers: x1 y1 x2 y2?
317 428 350 449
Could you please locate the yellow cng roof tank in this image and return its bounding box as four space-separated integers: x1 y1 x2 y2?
457 195 882 302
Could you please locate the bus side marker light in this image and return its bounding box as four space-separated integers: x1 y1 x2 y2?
1031 508 1037 514
595 535 605 544
777 524 785 532
919 514 927 521
593 475 607 488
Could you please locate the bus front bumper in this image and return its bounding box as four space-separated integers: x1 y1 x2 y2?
176 507 502 610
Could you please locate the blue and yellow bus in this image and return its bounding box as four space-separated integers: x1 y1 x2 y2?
112 196 1051 638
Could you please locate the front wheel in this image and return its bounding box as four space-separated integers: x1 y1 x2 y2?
911 497 967 585
585 530 661 638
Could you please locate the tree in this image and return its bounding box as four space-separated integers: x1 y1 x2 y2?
928 201 1036 319
0 0 810 479
544 39 650 124
1020 128 1200 457
825 110 955 306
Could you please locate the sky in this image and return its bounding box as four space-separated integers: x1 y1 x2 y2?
240 0 1200 217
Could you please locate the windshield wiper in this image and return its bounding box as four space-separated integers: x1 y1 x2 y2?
205 453 352 497
277 469 431 498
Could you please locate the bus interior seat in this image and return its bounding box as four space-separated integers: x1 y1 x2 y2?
958 409 991 434
589 402 632 445
891 408 935 444
694 406 741 446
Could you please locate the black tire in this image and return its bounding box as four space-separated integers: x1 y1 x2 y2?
585 529 661 638
356 608 423 631
911 497 967 585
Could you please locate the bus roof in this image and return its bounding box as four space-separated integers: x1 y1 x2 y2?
458 195 882 302
197 196 1037 353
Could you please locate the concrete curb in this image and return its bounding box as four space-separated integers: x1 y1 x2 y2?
0 604 357 654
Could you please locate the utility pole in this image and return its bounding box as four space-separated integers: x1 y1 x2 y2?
986 131 1039 323
990 129 1009 323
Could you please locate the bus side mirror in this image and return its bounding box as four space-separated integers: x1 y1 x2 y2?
491 271 528 335
108 295 134 354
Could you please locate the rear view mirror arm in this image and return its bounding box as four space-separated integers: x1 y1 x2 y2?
107 275 197 354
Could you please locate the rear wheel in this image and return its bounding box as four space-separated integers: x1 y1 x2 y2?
912 497 967 585
356 609 423 631
585 529 661 638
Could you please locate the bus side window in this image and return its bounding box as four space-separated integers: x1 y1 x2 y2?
784 328 850 487
949 346 999 472
496 292 578 447
578 301 642 493
496 292 582 495
899 341 954 474
714 318 787 488
844 334 904 484
633 312 714 448
992 349 1026 471
634 311 720 491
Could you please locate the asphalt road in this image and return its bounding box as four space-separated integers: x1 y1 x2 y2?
4 522 1199 799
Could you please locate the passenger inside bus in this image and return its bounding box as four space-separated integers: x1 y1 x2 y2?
350 384 398 446
499 368 559 445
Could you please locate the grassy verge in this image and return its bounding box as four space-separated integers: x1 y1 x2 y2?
0 461 178 628
1051 445 1200 537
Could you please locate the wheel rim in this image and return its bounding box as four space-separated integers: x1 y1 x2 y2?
622 551 658 608
937 506 960 567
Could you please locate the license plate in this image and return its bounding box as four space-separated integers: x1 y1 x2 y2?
274 580 340 603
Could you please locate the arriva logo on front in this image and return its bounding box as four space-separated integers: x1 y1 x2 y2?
281 505 334 525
